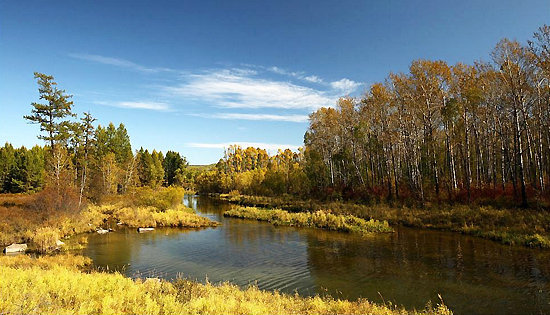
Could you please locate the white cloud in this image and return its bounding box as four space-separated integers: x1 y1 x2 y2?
95 101 170 111
69 53 175 73
193 113 309 123
303 75 324 84
186 142 301 152
268 67 326 85
268 66 305 78
164 70 335 110
330 78 361 94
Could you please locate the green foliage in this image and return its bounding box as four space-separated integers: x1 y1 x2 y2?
163 151 188 186
0 144 45 193
24 72 75 148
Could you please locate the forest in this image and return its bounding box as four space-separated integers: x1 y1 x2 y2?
197 25 550 209
2 21 550 315
3 25 550 210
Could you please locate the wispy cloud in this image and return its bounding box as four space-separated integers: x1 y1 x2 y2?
69 53 175 73
267 66 328 85
164 69 335 110
186 142 301 151
95 101 170 111
72 54 363 112
192 113 309 123
268 66 305 79
304 75 323 83
330 78 361 94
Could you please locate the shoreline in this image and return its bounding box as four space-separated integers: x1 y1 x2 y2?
213 193 550 248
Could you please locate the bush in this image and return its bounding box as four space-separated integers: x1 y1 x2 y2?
32 227 60 253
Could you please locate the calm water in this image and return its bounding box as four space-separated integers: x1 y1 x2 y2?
82 195 550 314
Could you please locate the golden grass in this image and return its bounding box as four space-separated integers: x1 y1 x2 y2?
218 194 550 248
0 255 452 315
0 188 219 251
224 207 393 234
108 204 220 228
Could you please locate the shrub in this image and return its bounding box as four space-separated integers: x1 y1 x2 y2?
32 227 60 253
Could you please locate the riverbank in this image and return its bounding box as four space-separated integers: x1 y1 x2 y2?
0 254 452 315
224 206 393 234
216 194 550 248
0 188 218 252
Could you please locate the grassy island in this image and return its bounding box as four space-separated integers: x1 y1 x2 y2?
224 206 393 234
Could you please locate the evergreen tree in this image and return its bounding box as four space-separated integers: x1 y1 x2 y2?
24 72 75 148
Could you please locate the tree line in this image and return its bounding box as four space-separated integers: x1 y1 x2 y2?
198 25 550 207
2 73 192 205
195 145 308 195
305 25 550 206
8 24 550 209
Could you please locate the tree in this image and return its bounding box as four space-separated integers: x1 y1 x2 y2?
163 151 188 186
24 73 75 149
78 112 96 205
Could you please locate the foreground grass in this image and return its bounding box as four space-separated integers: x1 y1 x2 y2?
224 207 393 234
0 255 452 315
218 194 550 248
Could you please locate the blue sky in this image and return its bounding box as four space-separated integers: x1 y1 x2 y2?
1 0 548 164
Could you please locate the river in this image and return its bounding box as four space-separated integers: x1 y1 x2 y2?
82 194 550 314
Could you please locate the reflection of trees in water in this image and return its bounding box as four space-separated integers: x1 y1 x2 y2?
305 227 550 314
223 220 296 248
192 195 233 214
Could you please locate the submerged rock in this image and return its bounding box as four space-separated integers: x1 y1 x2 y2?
138 227 155 233
4 243 27 253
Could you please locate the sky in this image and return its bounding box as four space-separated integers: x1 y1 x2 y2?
0 0 548 164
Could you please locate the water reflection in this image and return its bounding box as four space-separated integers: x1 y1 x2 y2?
82 195 550 314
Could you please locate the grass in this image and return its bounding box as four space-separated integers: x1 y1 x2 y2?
95 203 220 228
224 207 393 234
0 187 219 252
0 254 452 315
217 194 550 248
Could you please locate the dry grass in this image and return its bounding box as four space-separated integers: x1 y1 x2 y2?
224 206 393 234
0 254 452 315
218 194 550 248
0 188 218 251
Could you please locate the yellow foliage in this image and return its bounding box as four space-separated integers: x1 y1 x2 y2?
32 227 60 253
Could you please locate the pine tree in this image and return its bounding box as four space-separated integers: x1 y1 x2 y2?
24 73 75 148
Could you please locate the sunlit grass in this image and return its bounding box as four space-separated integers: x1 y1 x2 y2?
0 188 219 252
218 194 550 248
0 255 452 315
109 204 220 228
224 206 393 234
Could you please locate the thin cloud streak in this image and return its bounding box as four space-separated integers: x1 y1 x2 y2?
192 113 309 123
95 101 170 111
69 53 175 73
